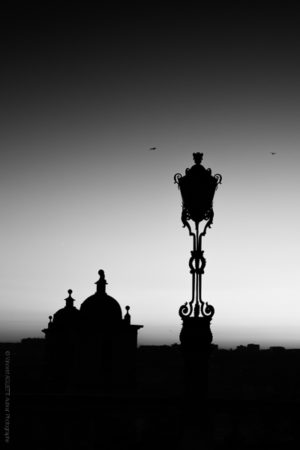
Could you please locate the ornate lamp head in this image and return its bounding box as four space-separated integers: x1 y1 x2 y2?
174 153 222 226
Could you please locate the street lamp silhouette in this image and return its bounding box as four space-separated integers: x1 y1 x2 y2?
174 152 222 393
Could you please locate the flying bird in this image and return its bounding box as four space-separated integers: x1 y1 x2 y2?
270 152 276 155
148 147 157 151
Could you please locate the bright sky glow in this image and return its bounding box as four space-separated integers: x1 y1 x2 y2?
1 4 300 347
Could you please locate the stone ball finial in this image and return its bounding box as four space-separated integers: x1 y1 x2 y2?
125 305 130 312
68 289 73 296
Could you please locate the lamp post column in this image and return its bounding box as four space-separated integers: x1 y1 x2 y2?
174 153 222 448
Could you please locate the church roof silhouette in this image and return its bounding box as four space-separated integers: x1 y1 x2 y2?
42 268 143 393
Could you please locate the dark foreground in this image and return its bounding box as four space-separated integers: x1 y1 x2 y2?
1 342 300 449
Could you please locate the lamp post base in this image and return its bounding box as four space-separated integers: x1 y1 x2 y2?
180 316 213 379
180 316 213 448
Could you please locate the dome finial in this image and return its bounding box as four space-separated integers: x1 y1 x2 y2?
124 305 131 325
96 269 107 294
65 289 75 308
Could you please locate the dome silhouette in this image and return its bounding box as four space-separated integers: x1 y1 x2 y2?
80 270 122 326
52 290 80 330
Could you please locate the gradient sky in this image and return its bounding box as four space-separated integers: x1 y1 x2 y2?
1 3 300 347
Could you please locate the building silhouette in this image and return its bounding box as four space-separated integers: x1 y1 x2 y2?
42 269 143 392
